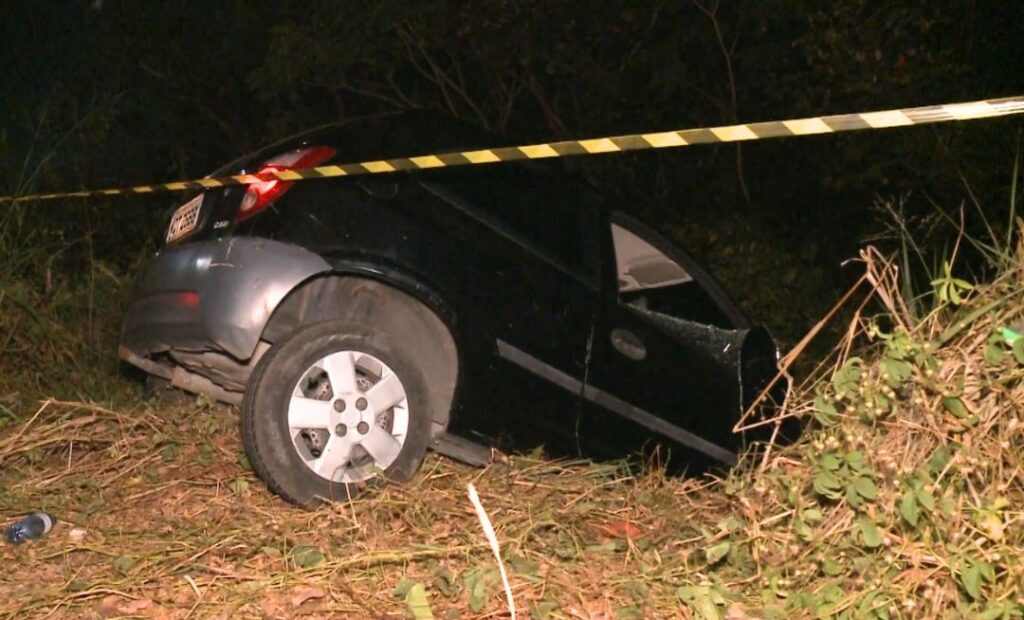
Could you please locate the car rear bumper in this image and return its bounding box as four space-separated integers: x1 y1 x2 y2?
119 236 331 388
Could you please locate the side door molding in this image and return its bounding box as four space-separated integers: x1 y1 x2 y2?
496 339 737 466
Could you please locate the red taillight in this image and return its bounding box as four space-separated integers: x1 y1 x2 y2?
236 146 336 221
179 291 200 308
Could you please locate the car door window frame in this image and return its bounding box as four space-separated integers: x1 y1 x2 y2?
605 212 751 329
417 170 603 290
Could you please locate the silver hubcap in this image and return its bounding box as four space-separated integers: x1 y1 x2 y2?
288 350 409 483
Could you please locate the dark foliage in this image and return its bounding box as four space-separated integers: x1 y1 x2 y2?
1 1 1022 348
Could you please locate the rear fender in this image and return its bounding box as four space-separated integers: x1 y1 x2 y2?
261 268 460 436
120 237 331 361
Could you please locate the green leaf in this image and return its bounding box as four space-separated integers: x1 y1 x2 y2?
939 495 956 518
615 606 644 619
1003 325 1023 344
961 564 983 600
832 358 863 394
227 477 249 494
812 396 840 426
845 483 863 510
67 579 90 592
161 443 179 461
405 582 435 620
976 604 1019 620
942 397 969 419
813 469 843 499
821 583 845 603
821 558 843 576
112 555 137 576
431 564 460 597
818 452 842 471
859 519 883 548
803 508 824 523
464 568 497 612
984 343 1005 366
880 358 913 387
853 476 878 501
915 488 935 511
717 516 743 533
794 519 814 542
197 443 213 466
393 578 416 599
676 586 722 620
855 591 887 619
928 446 953 474
938 298 1007 345
80 498 106 515
979 561 996 584
704 541 730 565
622 580 649 605
530 602 559 619
468 578 488 612
1013 338 1024 365
291 545 326 568
899 492 920 527
844 451 865 472
508 555 538 579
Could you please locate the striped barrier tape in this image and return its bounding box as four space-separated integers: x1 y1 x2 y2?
3 95 1023 203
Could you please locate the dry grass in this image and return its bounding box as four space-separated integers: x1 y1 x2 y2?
0 398 716 619
1 241 1023 619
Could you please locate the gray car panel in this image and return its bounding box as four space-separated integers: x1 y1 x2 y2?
120 237 331 361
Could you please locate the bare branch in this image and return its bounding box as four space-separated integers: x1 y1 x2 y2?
527 72 570 137
620 5 662 72
304 75 409 110
398 24 492 129
497 76 524 132
692 0 751 205
384 69 421 108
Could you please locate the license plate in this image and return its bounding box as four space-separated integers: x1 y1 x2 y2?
166 194 204 243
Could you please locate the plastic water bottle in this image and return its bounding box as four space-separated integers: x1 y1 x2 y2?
4 512 56 544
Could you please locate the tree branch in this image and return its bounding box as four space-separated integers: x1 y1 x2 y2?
398 25 493 129
693 0 751 206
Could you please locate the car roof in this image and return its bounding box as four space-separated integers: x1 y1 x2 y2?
217 111 506 176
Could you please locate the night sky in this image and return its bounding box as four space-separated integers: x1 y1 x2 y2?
3 1 1022 344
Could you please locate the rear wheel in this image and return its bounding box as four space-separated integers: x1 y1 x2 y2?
241 320 431 507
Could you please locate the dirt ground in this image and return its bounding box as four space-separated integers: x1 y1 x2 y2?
0 398 713 620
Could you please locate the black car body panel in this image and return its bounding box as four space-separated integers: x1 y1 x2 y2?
120 112 791 469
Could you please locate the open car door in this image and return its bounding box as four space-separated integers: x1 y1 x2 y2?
579 213 788 470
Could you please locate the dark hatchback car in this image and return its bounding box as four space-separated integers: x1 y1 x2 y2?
119 112 789 507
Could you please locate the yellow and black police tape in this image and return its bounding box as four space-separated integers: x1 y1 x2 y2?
4 95 1023 203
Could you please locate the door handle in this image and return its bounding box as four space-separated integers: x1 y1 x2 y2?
610 328 647 361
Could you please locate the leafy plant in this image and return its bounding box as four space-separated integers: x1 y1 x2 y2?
931 260 974 305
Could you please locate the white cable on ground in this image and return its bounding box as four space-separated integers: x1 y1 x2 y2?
467 482 516 620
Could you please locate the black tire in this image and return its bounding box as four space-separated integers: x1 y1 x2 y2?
241 320 432 508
